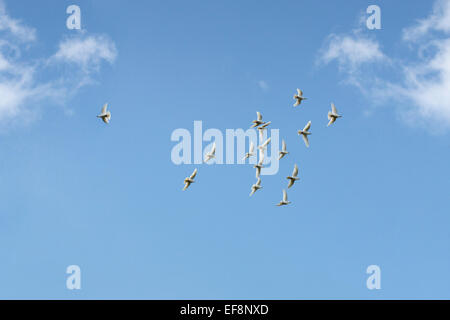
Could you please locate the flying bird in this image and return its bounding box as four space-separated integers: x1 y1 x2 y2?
254 151 264 178
257 121 271 131
258 137 271 151
242 141 256 161
183 168 198 191
293 89 307 107
287 164 300 188
97 103 111 124
276 189 291 206
327 102 342 127
279 139 289 160
204 143 216 163
249 178 262 196
250 112 265 128
297 121 312 148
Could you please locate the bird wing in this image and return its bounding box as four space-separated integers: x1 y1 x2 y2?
283 190 288 201
256 178 261 186
183 182 190 191
293 100 301 107
287 179 294 188
103 117 110 124
249 141 254 153
331 102 337 114
302 134 310 148
262 138 271 148
297 89 303 96
256 167 261 178
211 143 216 155
262 121 271 128
327 117 336 127
190 168 198 179
292 164 298 177
282 140 286 151
101 103 108 114
257 111 262 121
303 121 311 132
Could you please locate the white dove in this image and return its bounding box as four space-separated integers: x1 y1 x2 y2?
183 168 198 191
249 178 262 196
258 137 271 151
250 112 265 128
204 143 216 163
293 89 307 107
287 164 300 188
327 102 342 127
276 189 291 206
254 150 265 178
97 103 111 124
242 141 256 161
297 121 312 148
279 139 289 160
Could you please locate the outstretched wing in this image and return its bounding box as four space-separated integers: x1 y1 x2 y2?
297 89 303 96
331 102 337 114
303 121 311 132
101 103 108 114
190 168 198 179
292 164 298 177
283 189 288 202
327 117 336 127
302 134 310 148
282 140 286 151
256 178 261 186
257 111 262 121
293 100 301 107
249 141 254 153
210 143 216 155
287 179 294 189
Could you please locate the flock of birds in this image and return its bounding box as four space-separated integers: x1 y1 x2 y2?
178 88 342 207
95 89 342 206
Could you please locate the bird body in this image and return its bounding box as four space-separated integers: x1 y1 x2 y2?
183 169 198 191
97 103 111 124
327 102 342 126
293 89 307 107
276 190 291 206
297 121 312 147
287 164 300 188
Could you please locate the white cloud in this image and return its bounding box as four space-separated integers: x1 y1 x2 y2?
320 32 386 72
0 1 116 127
402 0 450 42
0 1 35 42
53 35 117 72
319 0 450 131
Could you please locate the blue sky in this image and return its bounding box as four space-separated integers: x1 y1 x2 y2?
0 0 449 299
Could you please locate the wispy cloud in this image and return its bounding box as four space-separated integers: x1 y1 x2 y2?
0 1 116 127
52 35 117 73
318 0 450 131
402 0 450 42
319 32 386 73
258 80 269 91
